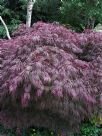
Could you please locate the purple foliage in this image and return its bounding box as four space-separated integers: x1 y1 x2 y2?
0 22 102 135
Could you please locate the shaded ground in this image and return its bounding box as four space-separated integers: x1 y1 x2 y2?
0 122 102 136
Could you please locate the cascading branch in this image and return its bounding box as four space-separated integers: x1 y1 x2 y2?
0 22 102 135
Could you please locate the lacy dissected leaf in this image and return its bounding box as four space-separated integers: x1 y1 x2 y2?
0 22 102 135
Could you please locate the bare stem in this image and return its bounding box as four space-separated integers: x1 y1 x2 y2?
0 16 11 40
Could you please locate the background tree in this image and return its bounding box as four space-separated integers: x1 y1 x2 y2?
32 0 61 22
26 0 36 27
0 0 61 38
1 0 102 38
60 0 102 31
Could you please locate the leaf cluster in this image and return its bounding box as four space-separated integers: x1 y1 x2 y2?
0 22 102 135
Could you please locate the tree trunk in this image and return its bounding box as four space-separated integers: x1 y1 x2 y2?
0 16 11 40
26 0 36 27
87 18 95 29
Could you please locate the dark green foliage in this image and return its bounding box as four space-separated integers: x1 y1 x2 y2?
32 0 61 22
60 0 102 31
0 122 102 136
0 0 61 38
0 24 19 38
0 0 26 23
0 0 61 24
0 125 56 136
0 0 26 38
80 123 102 136
1 0 102 36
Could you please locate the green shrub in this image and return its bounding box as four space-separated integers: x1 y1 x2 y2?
0 24 19 38
0 0 61 38
0 122 102 136
0 0 24 38
80 122 102 136
32 0 61 22
60 0 102 31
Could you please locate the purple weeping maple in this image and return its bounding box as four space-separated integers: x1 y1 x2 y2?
0 22 102 135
